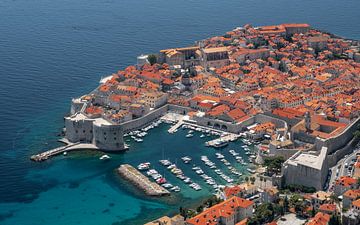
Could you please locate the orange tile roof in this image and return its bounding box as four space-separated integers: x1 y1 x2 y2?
335 176 357 187
186 196 253 225
319 204 336 213
236 218 248 225
306 212 330 225
343 189 360 199
352 199 360 208
224 186 243 198
85 106 103 115
227 107 246 118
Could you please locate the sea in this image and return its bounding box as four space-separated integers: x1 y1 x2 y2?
0 0 359 224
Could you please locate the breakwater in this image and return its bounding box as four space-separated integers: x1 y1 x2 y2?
117 164 170 196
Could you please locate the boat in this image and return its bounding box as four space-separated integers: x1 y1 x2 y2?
185 133 193 138
192 166 201 170
99 154 110 160
184 177 192 184
213 140 228 148
137 162 151 170
247 168 256 173
215 153 224 159
156 177 167 184
159 159 171 166
170 186 181 192
167 164 176 170
181 156 192 163
195 169 204 175
162 183 173 189
200 134 205 138
146 169 158 176
135 138 143 142
63 151 67 156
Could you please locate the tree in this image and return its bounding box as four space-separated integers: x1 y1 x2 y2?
283 196 289 213
250 177 256 184
264 156 285 174
147 54 157 65
329 215 341 225
245 176 249 183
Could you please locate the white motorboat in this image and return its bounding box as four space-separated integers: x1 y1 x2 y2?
99 154 110 160
137 162 151 170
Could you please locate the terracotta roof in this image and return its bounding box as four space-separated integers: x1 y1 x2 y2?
186 196 253 225
352 199 360 208
319 204 336 212
343 189 360 199
335 176 357 187
306 212 330 225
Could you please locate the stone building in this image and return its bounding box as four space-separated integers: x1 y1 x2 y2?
201 47 230 69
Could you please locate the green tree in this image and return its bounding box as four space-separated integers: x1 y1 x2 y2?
250 177 256 184
329 215 341 225
264 156 285 174
196 205 203 213
147 54 157 65
245 176 249 183
283 196 289 213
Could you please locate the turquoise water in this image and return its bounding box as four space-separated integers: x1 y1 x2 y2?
1 0 360 224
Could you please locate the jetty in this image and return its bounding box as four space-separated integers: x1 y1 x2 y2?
168 119 184 133
117 164 170 196
205 133 240 147
30 142 98 162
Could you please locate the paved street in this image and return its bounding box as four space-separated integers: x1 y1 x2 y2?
327 145 360 191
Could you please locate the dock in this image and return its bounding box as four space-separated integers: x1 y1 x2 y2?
205 133 240 147
117 164 170 196
168 119 184 133
30 142 97 162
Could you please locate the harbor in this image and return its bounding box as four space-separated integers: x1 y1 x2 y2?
121 121 259 197
117 164 170 196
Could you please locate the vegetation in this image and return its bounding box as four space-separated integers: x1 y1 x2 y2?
263 156 285 174
181 196 223 219
250 176 256 184
147 54 157 65
329 215 341 225
288 194 308 217
248 203 282 225
179 207 196 219
283 184 316 193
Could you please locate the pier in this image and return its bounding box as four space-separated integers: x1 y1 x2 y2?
168 118 184 133
117 164 170 196
30 142 97 162
205 133 240 147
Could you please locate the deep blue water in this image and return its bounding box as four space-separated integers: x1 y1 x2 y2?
0 0 359 224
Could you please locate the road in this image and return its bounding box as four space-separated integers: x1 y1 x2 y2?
326 144 360 191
